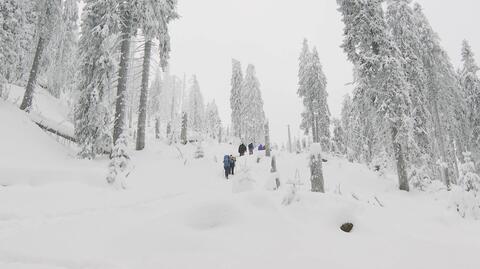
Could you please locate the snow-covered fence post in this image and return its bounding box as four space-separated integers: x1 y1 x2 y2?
310 143 325 193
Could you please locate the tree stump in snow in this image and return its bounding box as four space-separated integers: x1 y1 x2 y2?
340 223 354 233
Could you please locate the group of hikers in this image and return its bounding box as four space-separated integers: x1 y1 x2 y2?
223 142 265 179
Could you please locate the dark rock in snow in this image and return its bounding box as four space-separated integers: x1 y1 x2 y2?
340 223 354 233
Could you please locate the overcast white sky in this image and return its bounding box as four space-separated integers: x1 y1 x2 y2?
167 0 480 144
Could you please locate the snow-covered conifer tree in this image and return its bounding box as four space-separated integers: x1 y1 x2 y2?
310 143 325 193
74 0 120 158
241 64 265 143
41 0 79 99
187 75 205 134
230 59 244 138
413 3 464 187
106 131 130 189
180 111 188 144
386 0 435 182
297 40 330 146
338 0 412 191
205 100 222 140
459 40 480 162
332 118 345 155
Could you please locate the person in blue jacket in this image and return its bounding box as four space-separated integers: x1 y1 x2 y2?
223 155 231 179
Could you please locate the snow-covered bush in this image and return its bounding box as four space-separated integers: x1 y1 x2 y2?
194 144 204 159
282 184 300 206
106 133 130 189
409 162 433 191
450 186 480 220
309 143 325 193
282 170 303 205
459 152 480 193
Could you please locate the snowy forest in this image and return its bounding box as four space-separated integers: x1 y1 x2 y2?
1 0 479 268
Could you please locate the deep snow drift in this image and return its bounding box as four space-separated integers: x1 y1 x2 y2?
0 101 479 269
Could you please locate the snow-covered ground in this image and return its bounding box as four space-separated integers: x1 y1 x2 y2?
1 99 479 269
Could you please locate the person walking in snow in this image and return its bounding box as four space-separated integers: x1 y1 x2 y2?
238 143 247 156
229 155 236 175
223 155 231 179
248 143 254 155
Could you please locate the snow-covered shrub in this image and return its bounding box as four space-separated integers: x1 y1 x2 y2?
194 144 204 159
450 186 480 220
309 143 325 193
282 170 303 205
459 152 480 193
106 133 130 189
409 164 433 191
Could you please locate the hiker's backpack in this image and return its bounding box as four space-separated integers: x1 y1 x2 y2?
223 155 230 168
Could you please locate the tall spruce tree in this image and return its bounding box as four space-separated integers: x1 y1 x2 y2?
337 0 412 191
205 100 222 140
459 40 480 163
297 40 330 146
74 0 120 159
188 75 205 134
242 64 265 143
230 59 244 138
413 3 464 187
386 0 434 182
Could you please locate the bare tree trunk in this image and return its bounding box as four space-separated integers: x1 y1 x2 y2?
136 39 152 150
391 126 409 192
265 121 271 157
310 152 325 193
155 117 161 139
113 6 133 144
20 37 46 112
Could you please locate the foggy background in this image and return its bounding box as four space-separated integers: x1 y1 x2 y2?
168 0 480 144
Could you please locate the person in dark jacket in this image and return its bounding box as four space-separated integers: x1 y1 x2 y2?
248 143 254 155
238 143 247 156
229 155 236 175
223 155 231 179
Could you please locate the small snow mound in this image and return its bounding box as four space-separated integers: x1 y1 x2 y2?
184 201 241 230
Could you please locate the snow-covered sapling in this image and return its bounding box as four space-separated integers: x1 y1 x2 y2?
282 170 303 205
459 152 480 193
106 132 131 189
309 143 325 193
194 143 205 159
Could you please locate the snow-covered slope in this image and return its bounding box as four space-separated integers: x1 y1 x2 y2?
0 116 479 269
0 100 103 186
4 84 74 137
